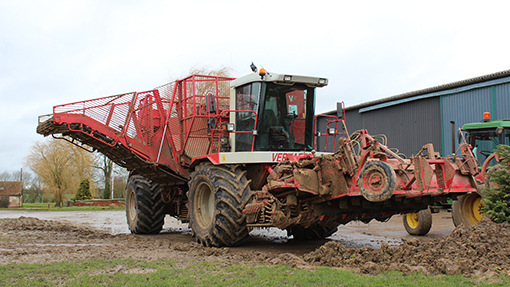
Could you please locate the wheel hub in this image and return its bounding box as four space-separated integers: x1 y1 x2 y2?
196 182 214 228
406 213 419 229
364 171 384 194
127 187 137 221
472 196 484 222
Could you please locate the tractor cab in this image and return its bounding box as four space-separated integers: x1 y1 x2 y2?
461 113 510 167
229 70 328 153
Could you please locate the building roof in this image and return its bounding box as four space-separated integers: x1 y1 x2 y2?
340 69 510 113
0 181 22 196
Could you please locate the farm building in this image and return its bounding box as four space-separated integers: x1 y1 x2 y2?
0 181 22 208
316 69 510 157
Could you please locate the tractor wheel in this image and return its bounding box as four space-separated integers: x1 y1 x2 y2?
403 209 432 236
187 163 252 247
357 161 397 202
452 164 502 227
452 193 484 227
287 223 339 240
125 174 165 234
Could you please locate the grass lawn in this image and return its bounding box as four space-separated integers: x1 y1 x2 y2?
0 258 508 287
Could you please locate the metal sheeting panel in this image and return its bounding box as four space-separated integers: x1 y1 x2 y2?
317 97 441 157
495 83 510 120
441 87 492 156
318 78 510 157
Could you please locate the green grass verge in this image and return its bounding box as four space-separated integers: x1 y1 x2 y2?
21 203 54 208
0 258 507 287
1 203 125 212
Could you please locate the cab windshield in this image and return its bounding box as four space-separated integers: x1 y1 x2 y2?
467 128 510 166
235 82 315 152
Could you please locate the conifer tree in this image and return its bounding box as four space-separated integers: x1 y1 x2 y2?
482 145 510 223
74 178 92 200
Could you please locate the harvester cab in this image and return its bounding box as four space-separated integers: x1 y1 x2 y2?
227 68 328 156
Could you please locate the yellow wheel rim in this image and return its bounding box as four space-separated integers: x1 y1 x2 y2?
406 213 419 229
472 196 484 222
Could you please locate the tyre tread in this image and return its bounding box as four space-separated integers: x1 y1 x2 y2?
126 175 165 234
187 163 252 247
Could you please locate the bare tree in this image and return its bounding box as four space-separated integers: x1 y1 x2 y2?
25 139 95 206
0 170 22 181
112 168 129 198
177 66 234 118
94 154 114 199
93 154 130 199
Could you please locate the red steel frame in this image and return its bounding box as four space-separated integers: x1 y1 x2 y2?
264 129 478 201
313 102 347 152
45 75 240 179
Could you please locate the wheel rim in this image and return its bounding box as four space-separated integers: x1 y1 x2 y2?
470 196 484 223
127 186 137 221
363 169 384 194
406 213 419 229
196 182 214 228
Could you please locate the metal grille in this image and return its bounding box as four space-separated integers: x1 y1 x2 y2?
49 74 234 179
54 92 135 137
174 75 234 158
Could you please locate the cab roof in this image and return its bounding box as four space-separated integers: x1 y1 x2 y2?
462 119 510 130
231 72 328 89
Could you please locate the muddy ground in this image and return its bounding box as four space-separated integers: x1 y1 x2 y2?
0 211 509 278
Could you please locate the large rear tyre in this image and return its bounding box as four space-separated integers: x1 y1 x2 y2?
452 193 483 227
125 175 165 234
187 163 252 247
357 161 397 202
403 209 432 235
287 223 339 240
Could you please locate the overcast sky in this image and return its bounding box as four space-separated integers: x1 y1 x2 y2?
1 0 510 173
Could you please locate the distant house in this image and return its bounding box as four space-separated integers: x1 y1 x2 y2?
0 181 22 208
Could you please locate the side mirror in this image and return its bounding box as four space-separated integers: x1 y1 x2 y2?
336 102 343 120
465 133 471 145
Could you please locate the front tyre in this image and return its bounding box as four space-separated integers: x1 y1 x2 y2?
403 209 432 235
126 175 165 234
187 163 252 247
452 193 483 227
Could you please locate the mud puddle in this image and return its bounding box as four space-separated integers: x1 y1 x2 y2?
0 210 454 250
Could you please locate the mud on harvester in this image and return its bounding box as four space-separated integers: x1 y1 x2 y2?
37 67 480 247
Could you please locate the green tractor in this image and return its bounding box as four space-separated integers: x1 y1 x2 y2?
452 113 510 227
403 113 510 235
